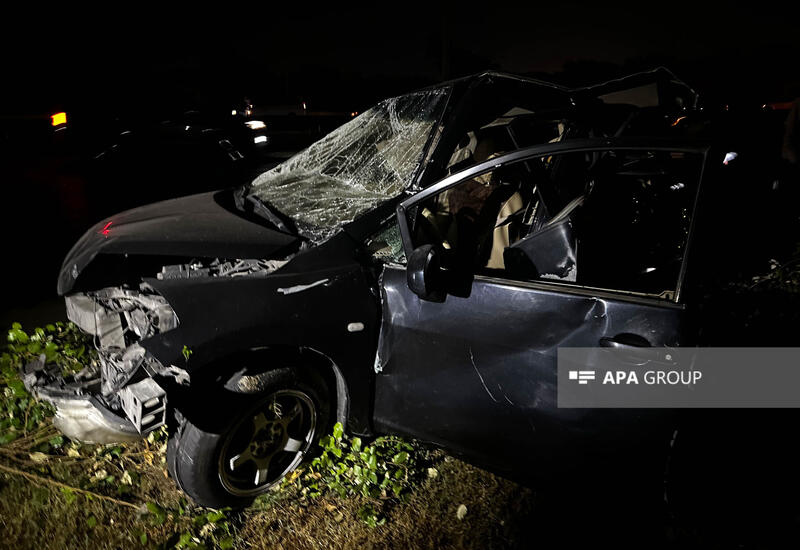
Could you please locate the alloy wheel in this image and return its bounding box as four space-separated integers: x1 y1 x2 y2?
218 389 317 496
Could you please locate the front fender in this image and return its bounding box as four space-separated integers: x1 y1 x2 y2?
142 262 378 434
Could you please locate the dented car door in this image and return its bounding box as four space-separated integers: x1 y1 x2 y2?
373 140 709 478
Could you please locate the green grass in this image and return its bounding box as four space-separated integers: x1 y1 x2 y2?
0 322 534 550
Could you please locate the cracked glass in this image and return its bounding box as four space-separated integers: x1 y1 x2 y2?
248 89 449 242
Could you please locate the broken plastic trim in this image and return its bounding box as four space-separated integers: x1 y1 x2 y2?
65 285 178 351
65 285 179 398
21 355 152 443
25 255 293 443
248 89 449 242
22 283 183 442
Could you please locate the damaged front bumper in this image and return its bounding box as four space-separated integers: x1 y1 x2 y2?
22 284 179 444
27 385 142 444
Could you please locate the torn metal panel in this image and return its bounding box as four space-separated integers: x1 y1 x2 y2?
70 286 178 348
98 344 147 396
63 284 180 397
248 90 449 242
25 283 181 441
574 66 699 110
373 265 683 478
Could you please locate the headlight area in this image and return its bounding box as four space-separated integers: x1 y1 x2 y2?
22 284 181 443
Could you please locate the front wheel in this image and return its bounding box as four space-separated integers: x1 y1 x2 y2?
167 369 329 508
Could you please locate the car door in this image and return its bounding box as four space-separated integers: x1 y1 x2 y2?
372 139 710 478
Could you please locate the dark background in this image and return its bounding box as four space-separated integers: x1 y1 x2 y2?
4 3 800 115
2 1 800 326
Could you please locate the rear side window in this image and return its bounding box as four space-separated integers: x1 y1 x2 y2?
569 150 702 297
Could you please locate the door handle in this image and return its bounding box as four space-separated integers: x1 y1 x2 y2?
599 333 652 348
599 334 654 366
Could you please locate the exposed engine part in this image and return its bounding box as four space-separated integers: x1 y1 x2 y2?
62 285 179 404
118 378 167 435
66 285 178 350
98 344 147 396
28 257 289 444
22 353 101 398
157 258 289 280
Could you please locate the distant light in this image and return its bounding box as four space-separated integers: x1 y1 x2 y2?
351 112 356 117
245 109 252 116
245 120 266 130
231 109 237 116
645 267 656 273
254 135 268 144
51 112 67 126
723 152 738 165
671 115 686 127
185 125 190 131
302 102 307 110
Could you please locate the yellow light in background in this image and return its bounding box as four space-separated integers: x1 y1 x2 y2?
51 112 67 126
671 115 686 127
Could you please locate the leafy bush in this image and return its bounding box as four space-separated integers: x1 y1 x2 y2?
751 256 800 292
291 422 423 527
1 322 95 444
2 321 432 549
142 500 235 549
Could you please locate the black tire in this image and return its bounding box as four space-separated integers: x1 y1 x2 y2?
167 367 331 508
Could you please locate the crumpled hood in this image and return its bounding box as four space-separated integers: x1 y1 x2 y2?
58 190 300 295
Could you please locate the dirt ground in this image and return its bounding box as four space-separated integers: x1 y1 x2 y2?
0 442 540 550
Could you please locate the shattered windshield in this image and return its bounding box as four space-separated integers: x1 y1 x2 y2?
248 89 449 241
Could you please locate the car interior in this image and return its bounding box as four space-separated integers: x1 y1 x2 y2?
412 129 701 298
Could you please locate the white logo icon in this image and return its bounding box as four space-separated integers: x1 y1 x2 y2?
569 370 596 384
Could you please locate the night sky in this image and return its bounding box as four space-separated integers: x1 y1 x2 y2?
4 2 800 116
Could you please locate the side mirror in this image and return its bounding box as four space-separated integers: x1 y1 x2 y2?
504 219 577 279
407 244 446 302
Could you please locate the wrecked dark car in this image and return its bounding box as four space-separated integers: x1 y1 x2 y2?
22 68 798 516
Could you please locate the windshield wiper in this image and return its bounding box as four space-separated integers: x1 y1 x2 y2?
233 188 299 236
